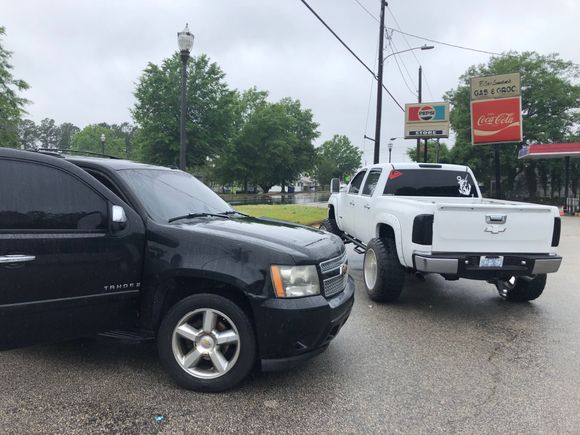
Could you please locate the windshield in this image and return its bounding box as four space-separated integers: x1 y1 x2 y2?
118 169 234 222
383 169 478 198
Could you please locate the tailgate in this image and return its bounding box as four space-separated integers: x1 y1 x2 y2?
432 202 555 253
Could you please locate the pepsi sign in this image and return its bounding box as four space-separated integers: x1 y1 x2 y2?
404 102 449 139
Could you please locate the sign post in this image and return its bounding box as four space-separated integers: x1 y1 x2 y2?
470 73 522 199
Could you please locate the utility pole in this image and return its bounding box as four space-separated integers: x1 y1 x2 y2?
416 65 422 162
373 0 386 164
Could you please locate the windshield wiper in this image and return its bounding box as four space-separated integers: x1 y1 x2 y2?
168 212 231 223
222 210 250 217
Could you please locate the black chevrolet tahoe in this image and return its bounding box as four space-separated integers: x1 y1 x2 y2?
0 148 354 392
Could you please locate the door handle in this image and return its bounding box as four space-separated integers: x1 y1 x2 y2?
0 255 36 264
364 204 371 210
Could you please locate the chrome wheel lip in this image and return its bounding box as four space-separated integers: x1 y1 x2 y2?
364 248 378 289
171 308 240 380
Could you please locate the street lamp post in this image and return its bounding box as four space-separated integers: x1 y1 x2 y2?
100 133 105 155
387 141 393 163
383 44 434 63
177 24 194 171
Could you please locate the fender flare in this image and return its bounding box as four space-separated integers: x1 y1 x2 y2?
327 194 341 228
374 213 406 266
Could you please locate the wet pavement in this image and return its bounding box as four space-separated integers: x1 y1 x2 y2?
1 218 579 433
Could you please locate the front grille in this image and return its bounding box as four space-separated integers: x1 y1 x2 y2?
323 272 348 298
320 252 348 298
320 253 348 273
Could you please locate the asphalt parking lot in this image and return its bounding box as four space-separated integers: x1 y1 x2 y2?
1 218 579 434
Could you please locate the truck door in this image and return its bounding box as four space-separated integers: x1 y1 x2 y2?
353 168 383 243
0 155 145 350
340 169 366 237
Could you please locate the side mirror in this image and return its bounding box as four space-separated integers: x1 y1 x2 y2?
331 178 340 193
111 205 127 231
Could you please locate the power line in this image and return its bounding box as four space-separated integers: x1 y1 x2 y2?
387 27 502 56
363 32 380 165
386 6 435 99
351 0 502 57
352 0 378 22
387 37 418 97
299 0 404 111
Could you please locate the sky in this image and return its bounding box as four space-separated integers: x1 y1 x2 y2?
2 0 579 164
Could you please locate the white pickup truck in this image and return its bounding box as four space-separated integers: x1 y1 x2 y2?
322 163 562 303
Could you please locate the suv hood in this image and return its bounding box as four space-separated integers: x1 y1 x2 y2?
172 217 344 263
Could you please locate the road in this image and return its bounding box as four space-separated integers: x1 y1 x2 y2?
1 218 579 434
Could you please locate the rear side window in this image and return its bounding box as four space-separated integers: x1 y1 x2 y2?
348 170 367 194
383 169 478 197
0 159 108 231
362 169 382 196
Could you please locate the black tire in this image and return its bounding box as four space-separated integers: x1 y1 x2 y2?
363 237 405 302
496 274 547 302
319 218 343 237
158 293 256 392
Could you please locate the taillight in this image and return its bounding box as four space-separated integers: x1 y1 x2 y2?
412 214 434 245
551 217 561 247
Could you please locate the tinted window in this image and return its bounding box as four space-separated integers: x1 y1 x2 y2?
86 170 126 201
348 171 367 194
383 169 478 197
0 159 108 230
362 169 382 196
117 169 233 223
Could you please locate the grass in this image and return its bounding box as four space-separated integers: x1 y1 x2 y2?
235 204 327 226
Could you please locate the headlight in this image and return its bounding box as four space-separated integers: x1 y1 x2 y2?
270 265 320 298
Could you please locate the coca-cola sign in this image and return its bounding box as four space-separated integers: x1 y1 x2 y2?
471 97 522 145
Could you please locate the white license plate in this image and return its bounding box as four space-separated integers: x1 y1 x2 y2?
479 256 504 268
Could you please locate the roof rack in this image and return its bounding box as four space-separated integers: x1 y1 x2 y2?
36 148 121 159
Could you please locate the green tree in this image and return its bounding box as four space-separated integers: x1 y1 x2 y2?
71 124 126 157
445 52 580 198
312 134 362 185
212 87 269 191
37 118 59 148
111 122 136 158
57 122 80 150
132 53 237 167
18 119 37 149
407 140 450 163
0 26 29 148
221 97 318 193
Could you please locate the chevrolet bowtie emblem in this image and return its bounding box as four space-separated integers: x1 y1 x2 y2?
484 225 507 234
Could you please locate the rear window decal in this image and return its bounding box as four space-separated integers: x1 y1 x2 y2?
457 174 472 196
389 170 403 180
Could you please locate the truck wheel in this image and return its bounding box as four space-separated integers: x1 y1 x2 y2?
158 293 256 392
319 218 343 237
364 238 405 302
496 274 547 302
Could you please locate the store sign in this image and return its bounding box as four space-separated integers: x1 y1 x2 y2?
470 73 520 101
404 102 449 139
470 97 522 144
470 72 522 145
